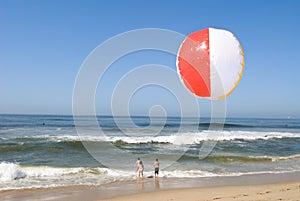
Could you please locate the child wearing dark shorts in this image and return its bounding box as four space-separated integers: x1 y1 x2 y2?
154 158 159 177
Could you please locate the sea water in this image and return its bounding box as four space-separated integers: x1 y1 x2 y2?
0 114 299 190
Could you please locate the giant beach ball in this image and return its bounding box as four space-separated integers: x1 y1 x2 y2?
177 28 244 100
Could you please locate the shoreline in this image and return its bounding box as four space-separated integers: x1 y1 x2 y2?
1 171 300 201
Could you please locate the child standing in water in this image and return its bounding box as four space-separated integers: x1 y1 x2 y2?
137 160 144 178
135 157 140 172
154 158 159 178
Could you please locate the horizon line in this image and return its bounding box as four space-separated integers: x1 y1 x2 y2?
0 113 299 120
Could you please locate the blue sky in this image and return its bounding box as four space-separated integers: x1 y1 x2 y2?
0 0 299 118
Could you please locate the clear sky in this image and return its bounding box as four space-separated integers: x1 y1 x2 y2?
0 0 299 118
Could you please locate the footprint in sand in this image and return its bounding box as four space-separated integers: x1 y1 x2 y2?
258 191 271 195
233 194 248 198
280 188 292 192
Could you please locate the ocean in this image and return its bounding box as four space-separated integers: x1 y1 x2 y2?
0 114 300 191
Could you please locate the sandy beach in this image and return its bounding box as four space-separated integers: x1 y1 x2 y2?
100 181 300 201
1 180 299 201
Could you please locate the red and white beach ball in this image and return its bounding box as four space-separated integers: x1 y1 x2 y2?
177 28 244 100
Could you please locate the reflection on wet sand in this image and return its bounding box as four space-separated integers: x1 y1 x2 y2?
136 177 160 192
155 178 160 190
137 179 144 191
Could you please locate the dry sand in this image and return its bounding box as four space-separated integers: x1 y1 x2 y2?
100 181 300 201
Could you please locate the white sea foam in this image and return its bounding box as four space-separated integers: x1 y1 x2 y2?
160 169 218 178
106 130 300 144
0 162 26 182
9 130 300 145
0 163 136 190
0 162 299 191
270 153 300 162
